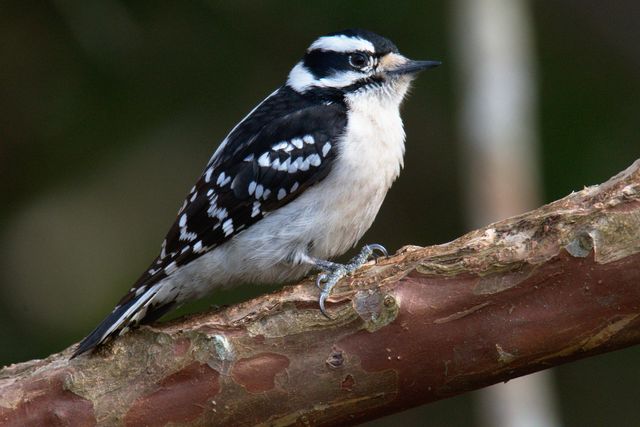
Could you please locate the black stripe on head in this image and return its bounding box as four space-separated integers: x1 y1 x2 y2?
303 50 352 79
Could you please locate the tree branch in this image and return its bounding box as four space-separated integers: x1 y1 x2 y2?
2 160 640 427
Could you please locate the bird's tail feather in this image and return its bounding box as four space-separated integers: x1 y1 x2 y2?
70 285 160 358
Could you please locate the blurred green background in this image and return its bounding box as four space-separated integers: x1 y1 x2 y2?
1 1 639 426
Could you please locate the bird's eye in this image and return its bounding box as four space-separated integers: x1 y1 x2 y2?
349 53 369 69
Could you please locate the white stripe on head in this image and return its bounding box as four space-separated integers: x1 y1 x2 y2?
319 71 365 88
287 62 316 92
309 35 375 53
287 61 366 92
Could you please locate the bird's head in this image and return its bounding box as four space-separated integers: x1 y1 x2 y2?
287 29 440 103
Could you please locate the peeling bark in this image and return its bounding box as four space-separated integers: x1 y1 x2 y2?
2 159 640 427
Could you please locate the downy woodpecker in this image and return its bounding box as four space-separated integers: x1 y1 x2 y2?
72 28 440 357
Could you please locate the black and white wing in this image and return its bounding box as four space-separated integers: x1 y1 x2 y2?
72 88 347 356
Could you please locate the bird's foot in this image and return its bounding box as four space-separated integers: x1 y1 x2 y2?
316 244 388 318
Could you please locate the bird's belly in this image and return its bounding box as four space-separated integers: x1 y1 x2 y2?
163 166 398 301
301 170 389 259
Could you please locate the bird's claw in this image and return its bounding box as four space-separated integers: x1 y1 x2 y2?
317 268 345 318
366 243 388 260
319 288 331 319
315 243 388 318
316 273 327 289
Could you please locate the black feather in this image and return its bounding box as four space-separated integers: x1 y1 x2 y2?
71 289 155 358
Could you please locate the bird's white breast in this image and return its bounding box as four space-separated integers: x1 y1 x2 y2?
308 87 407 257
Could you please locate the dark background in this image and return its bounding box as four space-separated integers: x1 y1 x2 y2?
1 2 639 426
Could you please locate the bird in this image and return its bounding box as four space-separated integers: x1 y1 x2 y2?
71 28 440 358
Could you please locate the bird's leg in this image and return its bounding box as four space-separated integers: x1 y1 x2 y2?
313 244 388 318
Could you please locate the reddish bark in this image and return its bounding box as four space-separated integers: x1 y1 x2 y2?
124 362 220 426
231 353 290 393
1 159 640 427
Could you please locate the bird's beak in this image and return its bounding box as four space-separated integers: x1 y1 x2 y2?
387 59 441 76
379 52 441 76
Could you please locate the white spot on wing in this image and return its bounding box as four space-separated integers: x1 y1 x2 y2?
288 160 298 173
222 218 234 236
216 208 228 221
255 184 264 199
179 214 187 227
217 172 231 186
207 201 228 221
204 167 214 182
303 135 315 145
257 153 270 167
291 138 303 149
291 182 299 192
251 201 261 217
179 228 197 242
165 261 178 275
216 172 226 185
322 142 332 157
270 157 281 169
307 154 321 167
248 181 257 195
272 141 288 151
279 157 291 172
277 188 286 200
